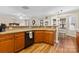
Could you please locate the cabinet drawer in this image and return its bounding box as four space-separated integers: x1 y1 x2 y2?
0 38 14 42
15 37 25 40
0 34 14 39
15 32 25 36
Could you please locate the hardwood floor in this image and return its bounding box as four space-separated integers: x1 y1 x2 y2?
19 36 77 53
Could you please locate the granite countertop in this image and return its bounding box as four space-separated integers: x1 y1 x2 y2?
0 28 56 34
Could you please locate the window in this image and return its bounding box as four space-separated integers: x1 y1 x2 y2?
68 16 76 30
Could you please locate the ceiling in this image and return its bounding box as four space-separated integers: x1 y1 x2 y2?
0 6 79 17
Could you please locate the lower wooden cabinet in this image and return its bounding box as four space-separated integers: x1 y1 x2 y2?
0 34 14 53
0 39 14 53
34 31 44 43
0 32 25 53
0 30 56 53
76 32 79 51
14 32 25 52
44 31 55 45
34 30 56 45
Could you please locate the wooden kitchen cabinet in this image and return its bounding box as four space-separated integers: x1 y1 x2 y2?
34 30 56 45
0 34 14 53
34 31 44 43
44 31 55 45
76 32 79 51
14 32 25 52
0 32 25 53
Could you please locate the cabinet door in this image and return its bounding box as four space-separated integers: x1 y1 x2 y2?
0 39 14 53
34 31 44 43
76 32 79 51
14 32 25 52
44 31 55 45
0 33 14 53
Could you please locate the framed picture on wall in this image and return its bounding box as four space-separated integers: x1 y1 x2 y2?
45 20 48 26
32 20 36 26
40 20 43 26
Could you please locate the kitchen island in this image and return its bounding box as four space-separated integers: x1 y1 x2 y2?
0 28 56 53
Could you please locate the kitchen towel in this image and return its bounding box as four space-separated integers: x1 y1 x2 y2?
29 31 32 39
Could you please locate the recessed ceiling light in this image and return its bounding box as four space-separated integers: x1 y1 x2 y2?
21 6 29 9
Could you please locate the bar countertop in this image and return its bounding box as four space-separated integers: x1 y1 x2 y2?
0 28 56 34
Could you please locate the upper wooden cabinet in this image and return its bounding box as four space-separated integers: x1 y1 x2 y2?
0 34 14 53
34 31 44 43
14 32 25 52
34 30 56 45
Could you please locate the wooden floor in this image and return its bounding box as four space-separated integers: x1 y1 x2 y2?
19 36 77 53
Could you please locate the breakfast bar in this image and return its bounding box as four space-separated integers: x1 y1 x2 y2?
0 28 56 52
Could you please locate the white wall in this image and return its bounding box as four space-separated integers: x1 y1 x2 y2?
0 16 17 26
0 10 79 38
0 16 53 26
65 12 79 37
0 15 32 26
51 10 79 37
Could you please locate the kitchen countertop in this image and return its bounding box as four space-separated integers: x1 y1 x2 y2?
0 28 56 34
